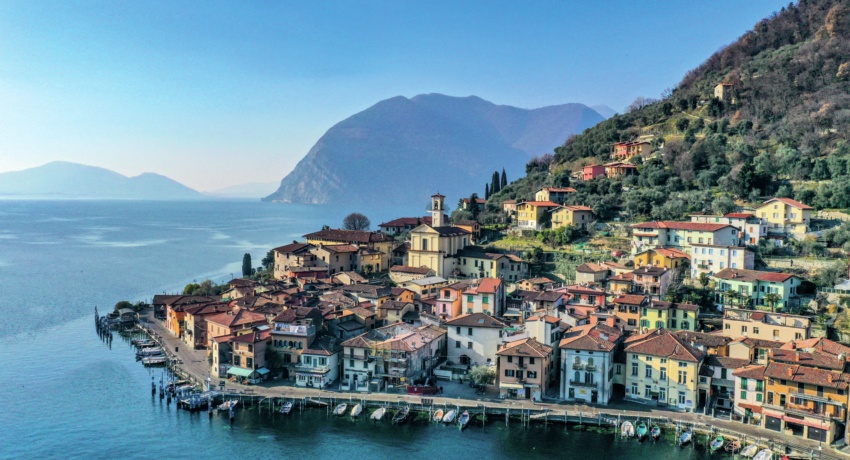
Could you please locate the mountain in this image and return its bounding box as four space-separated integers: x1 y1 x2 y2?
0 161 202 200
205 182 279 199
494 0 850 221
264 94 604 206
591 104 618 119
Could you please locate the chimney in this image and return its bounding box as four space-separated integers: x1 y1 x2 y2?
606 316 616 328
795 350 800 361
787 368 794 377
828 373 836 383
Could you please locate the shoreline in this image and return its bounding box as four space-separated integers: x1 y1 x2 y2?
129 309 847 460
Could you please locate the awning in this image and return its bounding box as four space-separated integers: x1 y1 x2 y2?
738 403 763 414
501 383 524 389
782 416 829 430
227 367 254 377
256 368 270 376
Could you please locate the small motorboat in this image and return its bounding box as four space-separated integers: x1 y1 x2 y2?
753 449 773 460
433 409 444 422
678 430 692 446
141 356 167 366
636 421 648 440
620 421 634 438
217 400 238 412
370 407 386 421
725 440 741 453
351 404 363 418
443 409 457 424
333 403 348 416
392 406 410 424
710 435 725 452
740 445 759 458
458 410 470 430
279 402 293 415
650 425 661 440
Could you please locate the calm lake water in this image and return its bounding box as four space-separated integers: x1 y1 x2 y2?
0 200 723 459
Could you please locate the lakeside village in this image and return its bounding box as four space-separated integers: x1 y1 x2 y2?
108 142 850 457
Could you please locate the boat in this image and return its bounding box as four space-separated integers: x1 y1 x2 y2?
650 425 661 440
392 406 410 424
678 430 692 446
710 435 725 452
636 421 648 440
725 440 741 453
433 409 444 422
351 404 363 418
620 421 634 438
370 407 386 421
443 409 457 424
740 445 759 458
217 400 237 412
458 411 470 430
279 402 293 415
141 356 167 366
753 449 773 460
333 403 348 416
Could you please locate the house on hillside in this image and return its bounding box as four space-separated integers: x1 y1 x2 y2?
711 268 801 311
516 201 560 230
611 141 651 161
582 165 606 181
535 187 577 204
755 197 813 238
551 205 595 229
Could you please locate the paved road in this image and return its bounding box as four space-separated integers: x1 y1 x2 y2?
137 313 848 459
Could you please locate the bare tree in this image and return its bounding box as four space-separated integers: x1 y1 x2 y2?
626 96 659 113
343 212 371 231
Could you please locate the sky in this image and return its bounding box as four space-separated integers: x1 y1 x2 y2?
0 1 792 192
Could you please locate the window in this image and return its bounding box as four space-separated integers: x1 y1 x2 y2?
645 385 652 397
505 369 514 377
631 384 638 395
678 371 687 384
646 356 652 362
467 295 473 302
615 364 622 375
755 380 763 392
678 393 686 405
530 357 536 365
660 368 667 381
507 356 512 363
349 359 354 367
527 371 537 379
740 378 747 389
659 388 666 402
678 361 687 367
455 341 460 348
740 390 747 400
467 342 473 349
756 393 763 402
645 367 652 378
631 362 638 376
468 328 473 335
753 327 759 335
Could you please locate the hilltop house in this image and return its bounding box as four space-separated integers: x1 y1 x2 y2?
535 187 577 204
611 141 651 161
516 201 560 230
690 244 754 279
551 205 595 229
755 197 813 238
630 221 738 255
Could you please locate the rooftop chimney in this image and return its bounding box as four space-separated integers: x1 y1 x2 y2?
828 373 836 383
787 368 794 377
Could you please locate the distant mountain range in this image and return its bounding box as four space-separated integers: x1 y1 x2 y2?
0 161 202 200
264 94 607 206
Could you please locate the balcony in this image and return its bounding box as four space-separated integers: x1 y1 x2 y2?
569 380 597 388
294 364 332 374
572 363 584 370
585 364 597 372
763 402 844 421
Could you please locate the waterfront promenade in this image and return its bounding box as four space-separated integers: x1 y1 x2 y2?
138 313 848 459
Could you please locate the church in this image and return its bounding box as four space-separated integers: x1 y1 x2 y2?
407 194 472 278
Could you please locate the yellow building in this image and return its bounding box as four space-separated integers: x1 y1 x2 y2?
633 247 690 270
755 197 813 238
303 229 394 271
551 205 595 230
624 329 706 412
407 194 472 278
639 300 698 332
534 187 577 204
516 201 560 231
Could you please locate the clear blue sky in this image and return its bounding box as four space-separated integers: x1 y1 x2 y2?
0 1 791 192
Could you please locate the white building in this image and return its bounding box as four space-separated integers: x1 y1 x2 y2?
445 313 507 367
690 244 755 279
559 323 622 405
732 364 767 422
294 335 341 389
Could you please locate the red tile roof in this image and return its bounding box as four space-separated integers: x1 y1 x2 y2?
631 221 732 232
273 242 314 254
497 337 553 358
576 262 608 273
390 265 433 275
713 268 796 283
762 197 813 210
519 201 561 207
475 278 502 294
733 365 767 379
625 329 706 363
764 362 850 390
649 300 699 312
724 212 755 219
542 187 578 193
304 229 390 244
379 216 433 228
445 313 506 329
613 294 647 305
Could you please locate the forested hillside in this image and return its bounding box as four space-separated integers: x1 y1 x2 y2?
486 0 850 221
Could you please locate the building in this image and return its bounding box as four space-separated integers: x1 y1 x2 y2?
303 229 394 271
268 312 318 379
755 197 813 238
574 263 609 284
732 364 768 423
535 187 577 204
624 329 706 412
551 205 595 230
604 162 638 178
378 216 434 235
612 141 651 161
639 300 698 332
515 201 560 230
452 248 527 281
516 277 557 291
340 322 446 391
631 266 672 299
703 355 750 413
294 335 342 389
582 165 607 181
496 337 553 401
205 308 268 348
559 323 622 405
712 268 802 310
272 242 317 280
377 300 415 324
631 221 738 255
446 313 508 367
633 247 690 270
460 278 506 317
502 199 517 214
690 245 754 279
341 283 393 306
182 302 231 349
607 272 635 295
611 294 648 332
402 276 448 299
388 265 435 284
434 281 471 320
407 194 472 278
454 220 481 242
714 82 733 102
724 212 768 245
310 244 359 275
722 308 813 342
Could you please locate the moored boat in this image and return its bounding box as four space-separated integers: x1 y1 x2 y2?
740 445 759 458
217 400 238 412
279 402 293 415
636 421 648 440
370 407 386 421
333 403 348 416
392 406 410 424
620 421 634 438
725 440 741 453
458 411 470 430
710 435 725 452
678 430 692 446
650 425 661 440
433 409 444 422
753 449 772 460
443 409 457 424
351 404 363 418
142 355 167 366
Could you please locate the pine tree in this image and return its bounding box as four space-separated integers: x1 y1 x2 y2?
501 168 507 189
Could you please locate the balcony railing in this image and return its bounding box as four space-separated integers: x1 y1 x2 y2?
572 363 584 370
569 380 597 388
585 364 597 372
763 402 844 421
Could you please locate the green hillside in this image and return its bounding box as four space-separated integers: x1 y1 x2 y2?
486 0 850 221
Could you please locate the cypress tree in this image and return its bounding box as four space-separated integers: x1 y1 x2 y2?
485 183 490 199
242 253 252 277
501 168 507 189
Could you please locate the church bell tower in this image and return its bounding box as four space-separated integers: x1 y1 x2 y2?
430 193 445 227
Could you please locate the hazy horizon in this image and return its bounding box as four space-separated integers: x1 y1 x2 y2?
0 1 790 192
